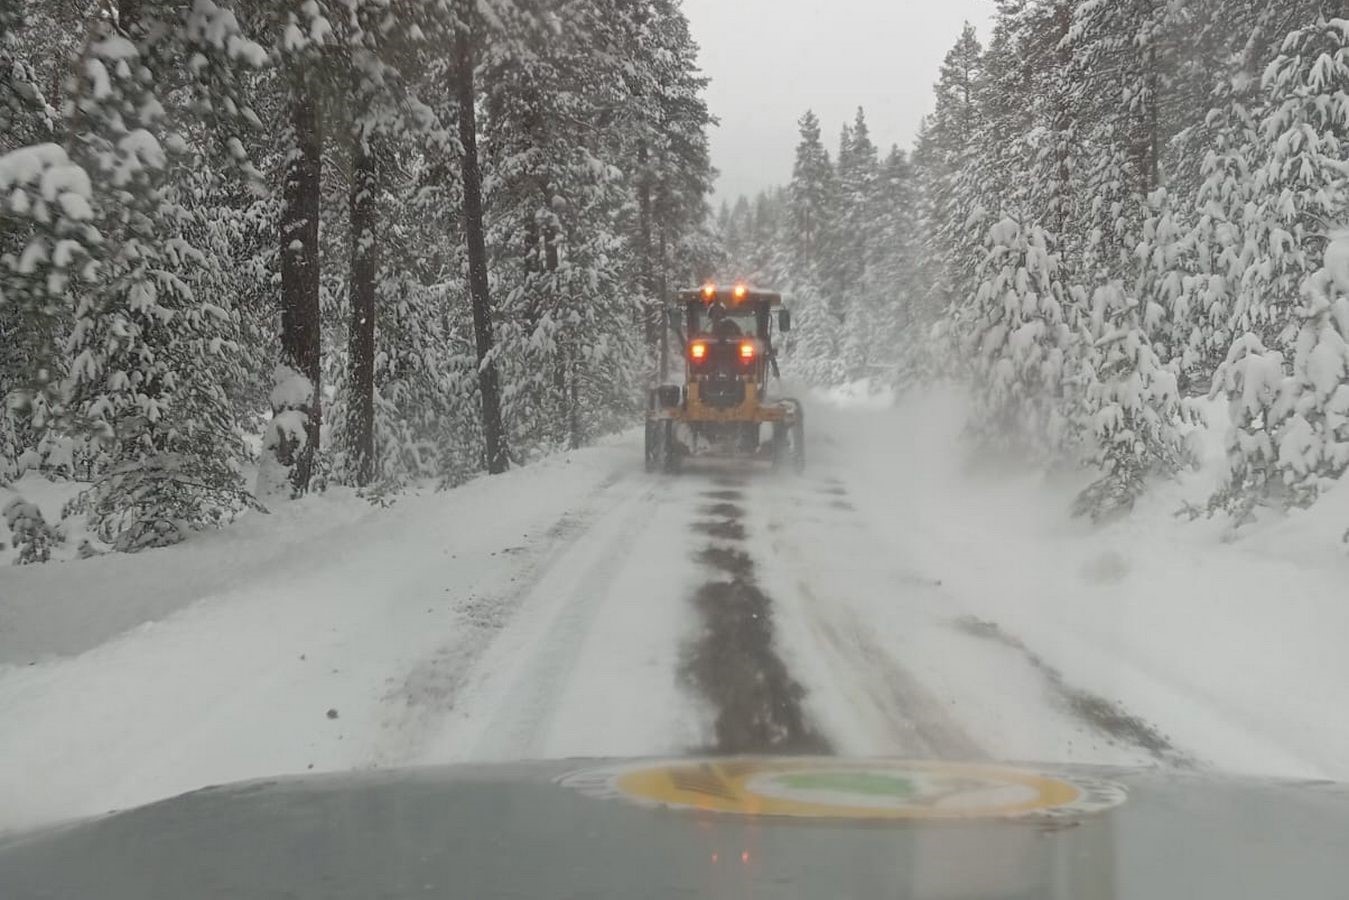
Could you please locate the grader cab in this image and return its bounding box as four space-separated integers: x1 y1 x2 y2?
645 283 804 473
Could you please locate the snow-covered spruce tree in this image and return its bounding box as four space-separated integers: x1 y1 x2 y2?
866 146 921 385
965 217 1074 457
1208 13 1349 523
1174 86 1261 383
0 143 99 466
1 1 61 482
928 23 987 321
339 15 485 489
312 0 452 490
2 495 61 564
1209 232 1349 523
0 0 55 161
1136 187 1198 384
1159 3 1325 384
1 3 63 483
836 108 883 381
1230 14 1349 352
55 4 268 550
966 3 1037 226
1018 0 1080 272
1069 173 1194 518
1271 241 1349 504
1064 0 1197 518
482 0 638 456
787 111 835 280
634 0 718 388
905 119 958 382
615 0 716 376
782 110 845 384
1072 277 1192 519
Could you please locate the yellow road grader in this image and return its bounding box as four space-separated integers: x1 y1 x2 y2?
645 284 804 473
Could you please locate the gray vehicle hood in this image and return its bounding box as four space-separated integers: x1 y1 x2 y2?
1 756 1346 899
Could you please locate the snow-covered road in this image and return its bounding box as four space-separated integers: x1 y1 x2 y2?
3 386 1349 834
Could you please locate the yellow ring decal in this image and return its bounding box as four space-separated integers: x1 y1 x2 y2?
562 758 1126 821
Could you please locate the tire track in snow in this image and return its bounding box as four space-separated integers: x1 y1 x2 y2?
430 478 666 761
752 471 983 759
952 615 1197 768
368 470 641 765
794 581 983 759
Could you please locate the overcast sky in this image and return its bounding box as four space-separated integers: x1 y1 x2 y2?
681 0 996 203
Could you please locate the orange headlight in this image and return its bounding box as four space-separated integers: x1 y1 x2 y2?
739 341 755 360
690 341 708 361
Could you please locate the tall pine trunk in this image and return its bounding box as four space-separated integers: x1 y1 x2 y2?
454 21 508 474
637 142 658 349
657 219 670 378
567 352 581 450
543 226 574 447
347 123 378 487
278 68 323 493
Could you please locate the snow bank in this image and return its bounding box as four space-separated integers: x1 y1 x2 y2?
0 440 682 833
828 383 1349 779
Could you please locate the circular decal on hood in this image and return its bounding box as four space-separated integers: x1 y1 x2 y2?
561 759 1126 821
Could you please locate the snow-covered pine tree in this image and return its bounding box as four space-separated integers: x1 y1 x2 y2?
1072 275 1192 519
1267 234 1349 506
965 217 1074 457
787 110 836 281
0 143 96 476
1064 0 1197 517
1018 0 1078 262
1162 4 1326 387
1209 13 1349 523
967 1 1035 225
484 0 637 454
1209 232 1349 523
1175 87 1261 383
2 495 61 564
57 4 268 550
836 108 882 381
867 146 921 385
784 110 844 384
1229 13 1349 352
312 0 452 490
904 118 956 382
928 23 987 320
1 1 61 483
0 1 53 152
614 0 715 375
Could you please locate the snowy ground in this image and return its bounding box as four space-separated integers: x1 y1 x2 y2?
2 385 1348 834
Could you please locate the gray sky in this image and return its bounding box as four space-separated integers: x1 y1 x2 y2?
681 0 996 203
